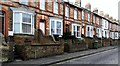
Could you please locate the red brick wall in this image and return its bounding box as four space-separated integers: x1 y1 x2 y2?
59 3 63 15
78 10 82 20
2 6 9 38
84 11 88 21
90 13 93 23
29 0 39 8
46 0 53 12
69 7 74 19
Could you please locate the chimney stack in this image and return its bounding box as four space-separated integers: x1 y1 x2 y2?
113 19 117 22
93 8 98 14
109 16 113 21
85 3 91 11
99 11 104 16
104 14 109 19
75 0 81 7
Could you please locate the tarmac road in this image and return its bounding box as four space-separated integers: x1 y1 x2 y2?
56 48 118 64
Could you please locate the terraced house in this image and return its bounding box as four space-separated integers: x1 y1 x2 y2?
0 0 65 59
0 0 119 60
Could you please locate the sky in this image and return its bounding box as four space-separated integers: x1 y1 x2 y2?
68 0 120 20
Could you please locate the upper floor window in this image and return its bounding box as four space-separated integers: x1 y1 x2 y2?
96 17 99 25
40 0 45 10
65 6 69 17
74 9 77 19
54 2 58 14
88 12 90 22
105 20 108 29
82 11 84 20
20 0 28 5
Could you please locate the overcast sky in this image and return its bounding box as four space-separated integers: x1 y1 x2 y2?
69 0 120 20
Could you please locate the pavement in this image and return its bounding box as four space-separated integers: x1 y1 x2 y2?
3 46 117 66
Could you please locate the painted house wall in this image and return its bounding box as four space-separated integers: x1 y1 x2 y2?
102 18 109 38
102 19 109 30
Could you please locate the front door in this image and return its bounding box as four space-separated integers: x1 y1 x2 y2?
0 11 5 35
40 21 45 34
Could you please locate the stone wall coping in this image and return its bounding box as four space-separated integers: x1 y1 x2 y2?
15 44 62 46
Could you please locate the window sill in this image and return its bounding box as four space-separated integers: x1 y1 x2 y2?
14 33 34 36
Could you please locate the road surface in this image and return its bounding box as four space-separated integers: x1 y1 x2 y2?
56 48 118 64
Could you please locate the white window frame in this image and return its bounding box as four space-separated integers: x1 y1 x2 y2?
40 0 45 10
82 26 84 35
115 32 119 39
86 26 90 37
12 11 35 35
111 32 115 39
65 6 69 17
49 17 63 35
20 0 28 5
74 9 77 19
96 28 99 37
86 25 93 38
54 2 58 14
72 23 81 38
88 12 90 22
82 11 84 20
97 28 102 38
93 16 95 23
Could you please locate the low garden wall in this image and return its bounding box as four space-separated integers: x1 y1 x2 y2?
85 37 94 49
64 39 88 53
96 38 102 48
15 42 64 60
102 38 110 47
85 37 102 49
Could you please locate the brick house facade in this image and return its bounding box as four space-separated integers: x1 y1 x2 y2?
0 0 119 49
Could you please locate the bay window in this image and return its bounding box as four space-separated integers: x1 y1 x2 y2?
11 7 35 35
20 0 28 5
87 27 90 37
82 26 84 35
13 12 34 34
50 18 63 35
86 25 93 37
96 28 102 38
40 0 45 10
72 23 81 38
54 2 58 14
74 10 77 19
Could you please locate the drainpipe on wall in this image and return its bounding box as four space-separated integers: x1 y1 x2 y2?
63 2 65 34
